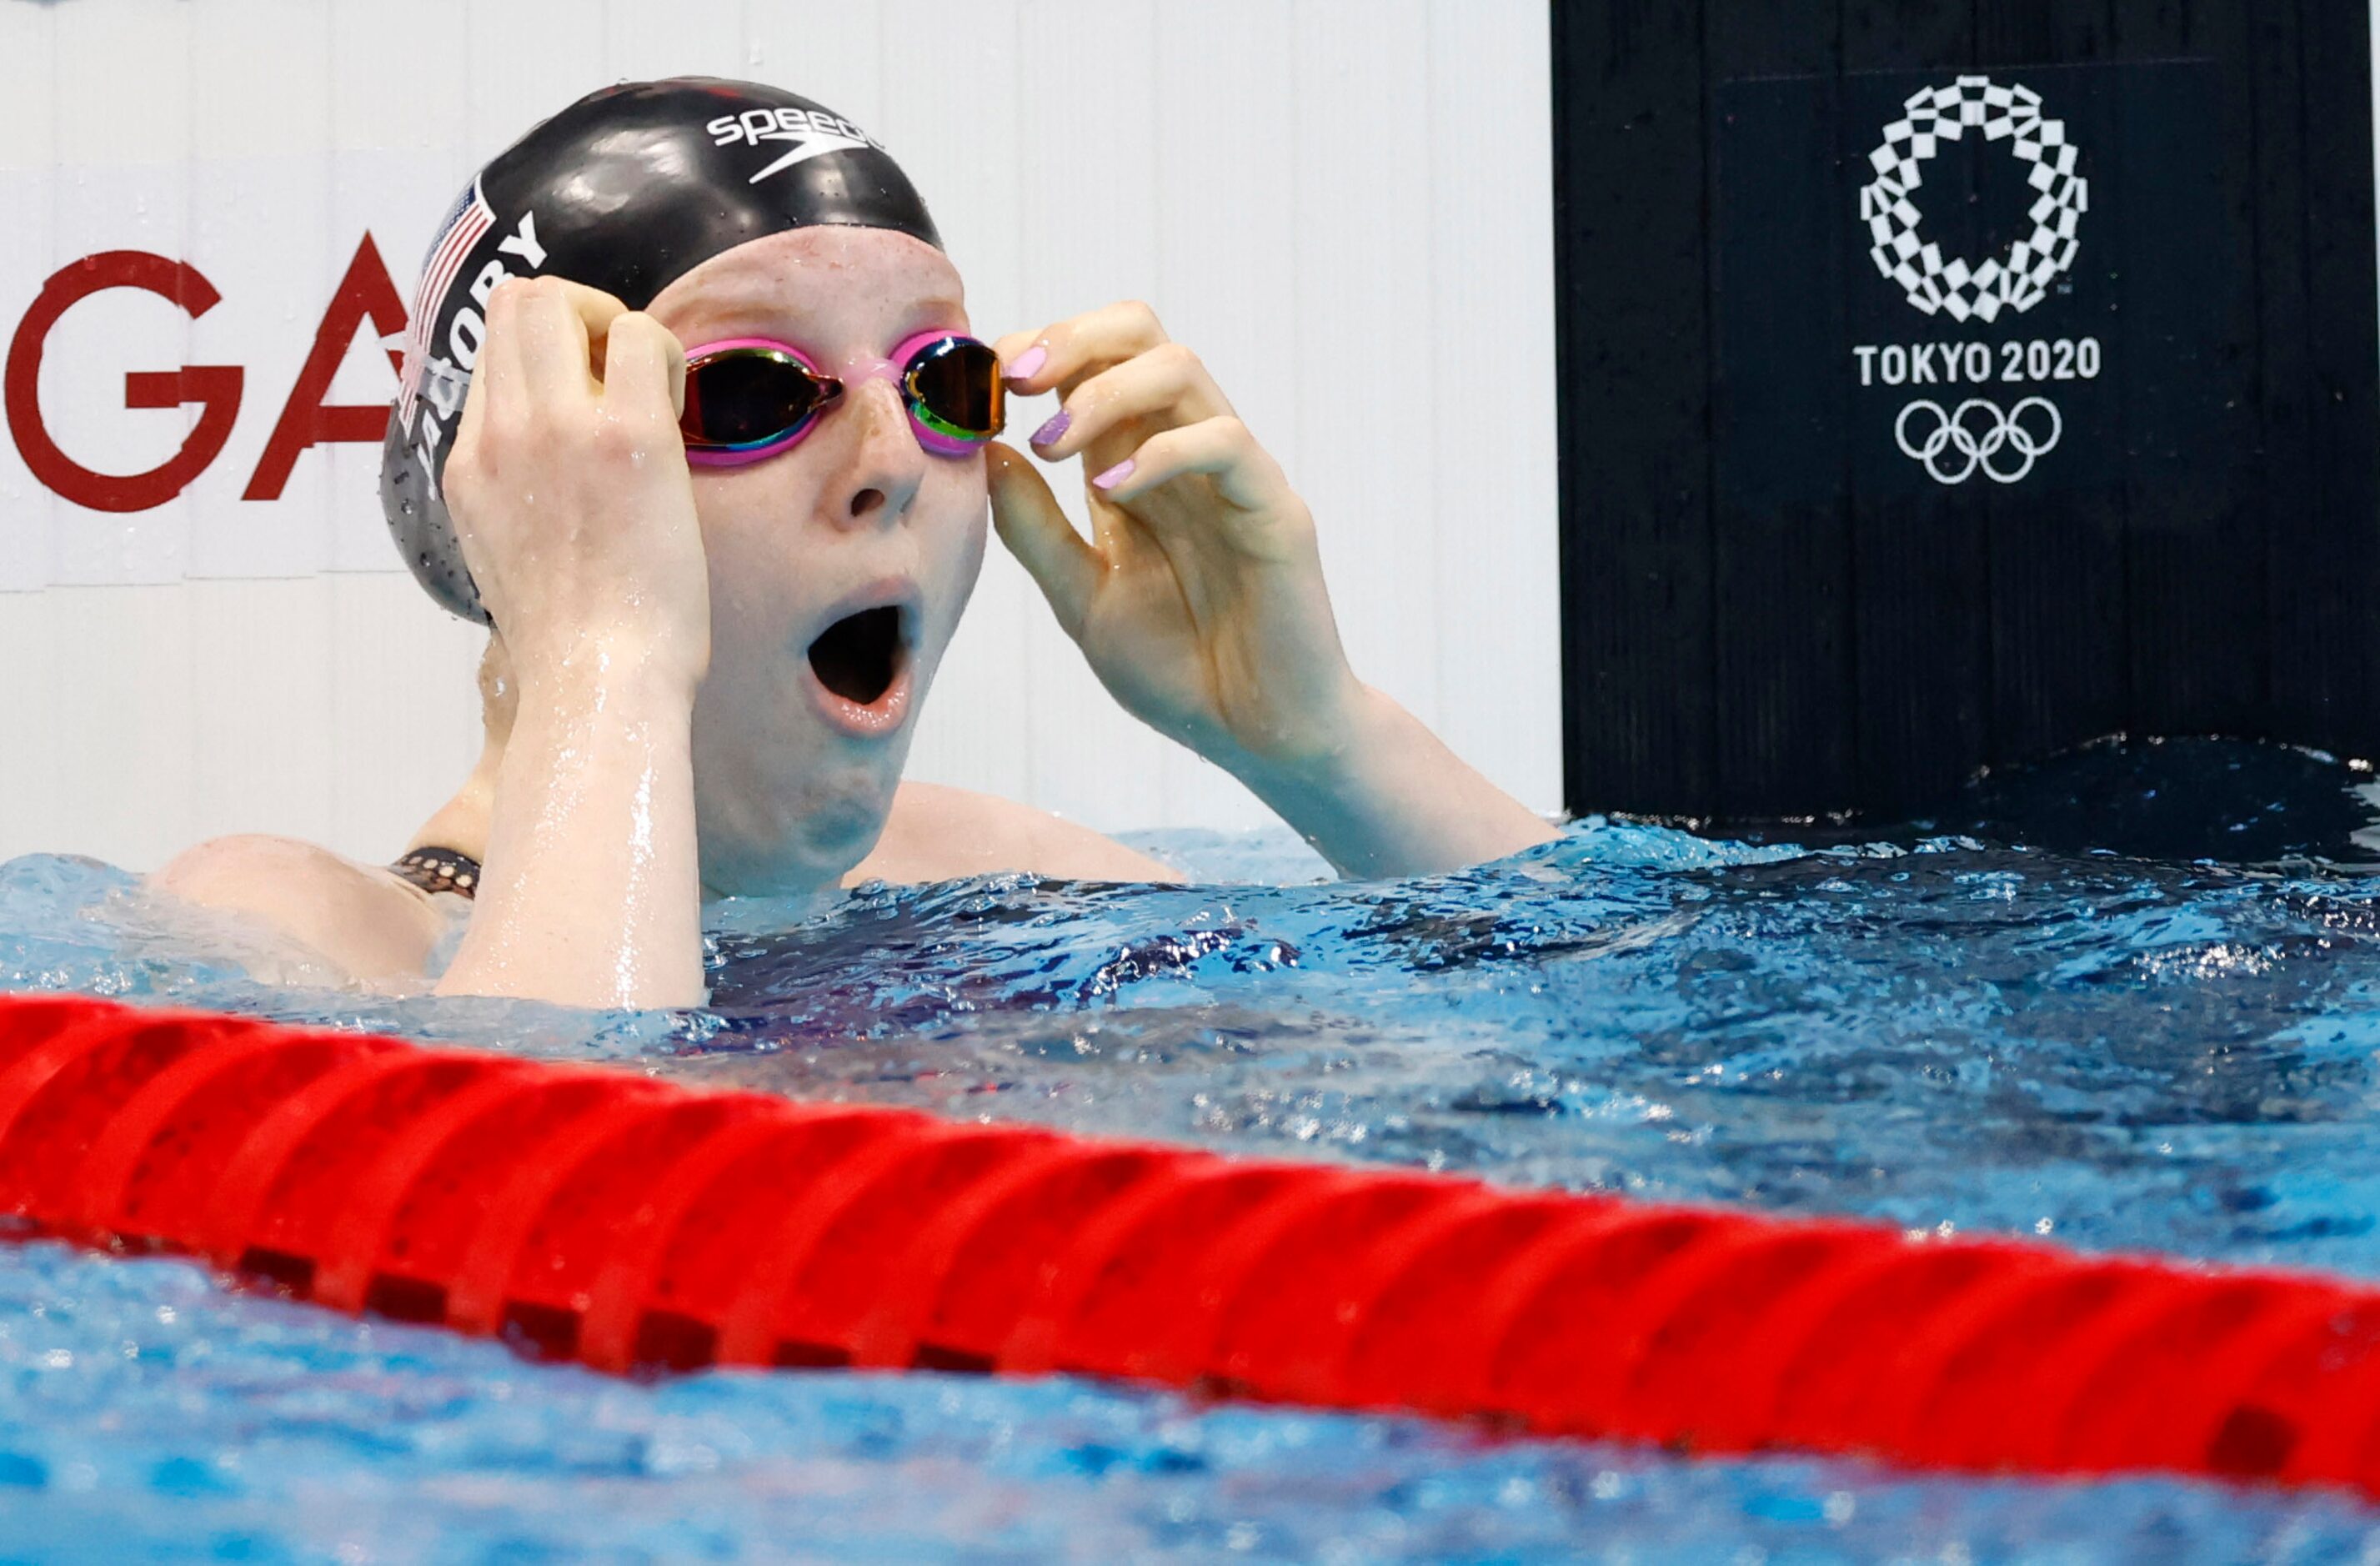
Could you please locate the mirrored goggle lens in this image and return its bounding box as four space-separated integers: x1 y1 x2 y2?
905 339 1005 441
681 351 834 449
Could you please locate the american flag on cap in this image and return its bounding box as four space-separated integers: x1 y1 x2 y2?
396 178 495 428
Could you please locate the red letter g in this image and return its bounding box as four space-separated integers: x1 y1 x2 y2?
3 252 244 514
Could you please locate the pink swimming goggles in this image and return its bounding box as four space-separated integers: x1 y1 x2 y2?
677 330 1007 467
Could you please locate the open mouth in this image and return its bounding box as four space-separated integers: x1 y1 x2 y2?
807 605 909 710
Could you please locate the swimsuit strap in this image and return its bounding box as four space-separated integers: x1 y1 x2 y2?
391 847 481 900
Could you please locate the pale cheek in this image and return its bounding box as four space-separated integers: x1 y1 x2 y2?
692 480 817 640
955 511 990 590
919 479 991 645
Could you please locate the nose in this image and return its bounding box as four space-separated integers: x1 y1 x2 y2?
831 375 926 530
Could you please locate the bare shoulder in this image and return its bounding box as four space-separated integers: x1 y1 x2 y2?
152 834 452 987
848 783 1189 886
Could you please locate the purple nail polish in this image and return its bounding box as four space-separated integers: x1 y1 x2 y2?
1093 458 1135 490
1005 344 1048 382
1031 409 1071 447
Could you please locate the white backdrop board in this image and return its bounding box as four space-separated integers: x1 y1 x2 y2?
0 0 1559 871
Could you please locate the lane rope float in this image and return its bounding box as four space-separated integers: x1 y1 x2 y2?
1 993 2375 1496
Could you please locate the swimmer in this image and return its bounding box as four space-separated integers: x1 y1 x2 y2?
154 78 1557 1009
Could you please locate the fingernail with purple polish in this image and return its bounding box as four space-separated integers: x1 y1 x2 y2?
1093 459 1135 490
1031 409 1071 447
1005 345 1048 383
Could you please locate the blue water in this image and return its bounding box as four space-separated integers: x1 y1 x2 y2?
8 738 2380 1561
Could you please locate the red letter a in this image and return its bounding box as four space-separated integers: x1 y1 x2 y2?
243 233 408 501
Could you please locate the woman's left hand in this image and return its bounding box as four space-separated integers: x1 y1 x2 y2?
988 303 1365 782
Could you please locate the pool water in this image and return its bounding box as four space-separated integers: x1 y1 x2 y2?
7 738 2380 1560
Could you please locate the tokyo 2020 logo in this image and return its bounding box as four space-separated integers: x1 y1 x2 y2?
1855 74 2092 486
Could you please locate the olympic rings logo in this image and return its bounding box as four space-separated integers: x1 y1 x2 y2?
1894 396 2062 484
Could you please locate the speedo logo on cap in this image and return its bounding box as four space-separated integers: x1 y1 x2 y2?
706 107 884 186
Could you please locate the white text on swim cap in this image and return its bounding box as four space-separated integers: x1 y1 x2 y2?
707 109 884 186
707 108 884 153
408 206 547 502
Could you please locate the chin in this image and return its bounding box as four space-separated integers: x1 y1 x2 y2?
692 709 916 896
695 760 903 896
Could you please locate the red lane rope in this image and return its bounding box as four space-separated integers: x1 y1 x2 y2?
1 993 2376 1498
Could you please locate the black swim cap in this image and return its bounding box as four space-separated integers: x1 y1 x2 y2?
381 77 944 625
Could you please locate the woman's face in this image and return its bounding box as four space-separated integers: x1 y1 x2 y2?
643 226 989 895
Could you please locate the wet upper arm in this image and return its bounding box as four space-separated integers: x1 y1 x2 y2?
151 835 452 989
851 783 1189 885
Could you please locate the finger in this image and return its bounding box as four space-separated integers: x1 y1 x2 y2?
450 278 519 499
454 325 494 461
986 442 1102 638
994 299 1170 397
1089 415 1292 513
509 277 630 404
552 278 634 380
599 312 689 423
1026 341 1235 462
473 272 531 418
991 328 1050 380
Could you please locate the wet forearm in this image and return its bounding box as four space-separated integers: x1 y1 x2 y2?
437 646 705 1008
1233 685 1559 880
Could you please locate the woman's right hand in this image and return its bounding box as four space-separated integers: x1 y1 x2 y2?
444 277 709 693
434 277 712 1010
